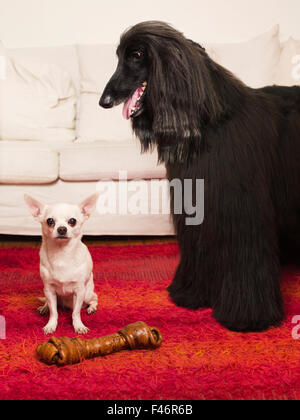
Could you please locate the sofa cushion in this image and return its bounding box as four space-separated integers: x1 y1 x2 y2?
0 141 58 184
77 44 133 142
0 42 6 80
9 45 80 94
0 42 76 142
59 141 166 181
77 92 133 142
0 180 174 236
275 37 300 86
206 25 280 88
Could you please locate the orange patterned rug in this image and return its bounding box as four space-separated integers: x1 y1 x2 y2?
0 243 300 400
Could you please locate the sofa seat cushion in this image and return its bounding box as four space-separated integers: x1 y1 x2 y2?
59 141 166 181
0 180 174 236
0 141 58 184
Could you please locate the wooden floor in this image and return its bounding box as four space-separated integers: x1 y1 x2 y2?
0 235 176 248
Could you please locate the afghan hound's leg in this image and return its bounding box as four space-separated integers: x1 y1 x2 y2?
167 220 212 309
168 263 211 309
212 198 284 332
279 233 300 266
169 183 284 332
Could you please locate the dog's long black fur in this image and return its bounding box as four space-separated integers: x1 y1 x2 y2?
100 21 300 332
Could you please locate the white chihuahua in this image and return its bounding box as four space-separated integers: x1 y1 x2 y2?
24 193 99 335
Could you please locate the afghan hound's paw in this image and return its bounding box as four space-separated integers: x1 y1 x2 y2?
37 304 49 316
213 313 283 333
87 305 97 315
167 285 210 310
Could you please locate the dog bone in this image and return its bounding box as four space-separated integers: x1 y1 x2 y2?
36 321 163 366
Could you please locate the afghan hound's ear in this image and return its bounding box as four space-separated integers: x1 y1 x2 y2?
146 48 195 141
146 40 223 145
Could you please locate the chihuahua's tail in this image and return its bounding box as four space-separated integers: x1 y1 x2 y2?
38 297 46 303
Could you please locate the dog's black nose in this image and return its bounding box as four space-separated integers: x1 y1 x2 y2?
57 226 67 236
99 94 114 109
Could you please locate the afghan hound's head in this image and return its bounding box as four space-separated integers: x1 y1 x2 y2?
100 21 243 159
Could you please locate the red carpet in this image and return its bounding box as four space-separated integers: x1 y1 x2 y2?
0 243 300 400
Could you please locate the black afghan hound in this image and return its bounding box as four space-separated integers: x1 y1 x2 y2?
100 21 300 332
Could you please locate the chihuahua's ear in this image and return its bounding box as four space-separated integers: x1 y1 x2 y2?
24 194 45 219
79 193 99 219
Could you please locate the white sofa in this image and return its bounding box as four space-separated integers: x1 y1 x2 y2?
0 25 299 236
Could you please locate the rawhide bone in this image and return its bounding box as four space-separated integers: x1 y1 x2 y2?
36 321 163 366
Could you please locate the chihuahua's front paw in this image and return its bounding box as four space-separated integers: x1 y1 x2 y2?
73 322 89 335
43 321 57 335
87 304 97 315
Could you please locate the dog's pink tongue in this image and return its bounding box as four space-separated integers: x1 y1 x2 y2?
122 88 140 120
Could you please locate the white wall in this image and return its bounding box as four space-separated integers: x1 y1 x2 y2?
0 0 299 48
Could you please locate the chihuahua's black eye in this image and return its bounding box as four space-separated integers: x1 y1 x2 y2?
68 218 77 227
47 218 55 227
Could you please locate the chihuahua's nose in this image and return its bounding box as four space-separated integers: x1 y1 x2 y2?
99 94 114 109
57 226 67 236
